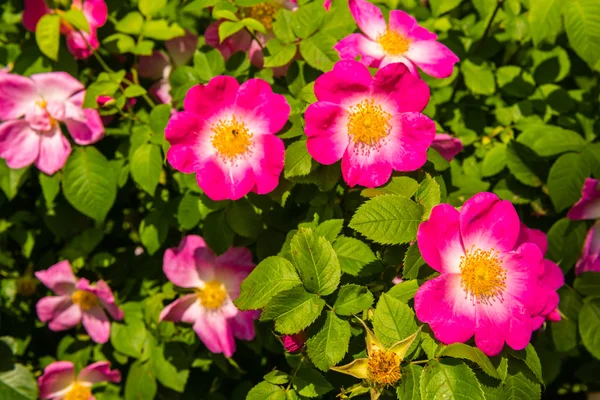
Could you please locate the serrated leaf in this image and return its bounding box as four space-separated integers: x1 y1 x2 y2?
130 143 162 195
372 293 417 348
387 280 419 302
503 360 542 400
264 370 290 385
529 0 563 46
505 141 545 187
416 174 440 220
438 343 501 380
507 344 543 384
292 368 333 398
35 14 60 61
0 363 38 400
563 0 600 72
285 140 315 178
125 360 157 400
517 126 586 156
314 219 343 242
397 364 422 400
333 284 374 316
193 49 225 81
402 244 425 280
579 298 600 360
332 236 377 275
362 176 419 198
547 152 589 212
420 360 486 400
306 311 351 371
299 33 338 72
261 286 325 334
264 40 297 68
462 60 495 95
219 21 245 43
247 381 287 400
482 144 507 177
62 9 90 33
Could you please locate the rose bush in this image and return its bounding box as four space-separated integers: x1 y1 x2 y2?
1 0 600 399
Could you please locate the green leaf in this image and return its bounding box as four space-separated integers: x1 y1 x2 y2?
314 219 343 242
273 9 296 43
139 210 168 256
563 0 600 72
193 49 225 81
292 368 333 398
241 17 267 33
387 280 419 302
225 199 262 238
362 176 419 198
125 360 157 400
482 144 507 177
149 104 172 135
507 344 543 384
517 126 586 156
139 0 167 16
261 286 325 334
547 152 589 212
546 218 587 272
177 193 202 230
39 172 60 209
416 174 441 220
264 370 290 385
529 0 563 46
63 147 117 222
115 12 144 35
505 141 544 187
579 298 600 360
265 40 297 68
372 293 417 347
130 144 162 195
438 343 501 380
402 243 425 280
429 0 463 16
290 228 341 296
124 84 147 98
397 364 422 400
236 256 301 310
0 161 29 201
333 284 374 315
111 319 147 358
291 2 325 38
427 148 451 172
0 363 38 400
420 360 486 400
503 360 542 400
247 381 286 400
219 21 245 43
349 195 422 245
285 140 315 178
574 272 600 297
332 236 377 275
299 33 339 72
496 66 536 98
462 60 495 95
148 340 190 392
202 210 234 255
62 9 90 33
143 20 185 40
306 311 351 371
35 14 60 61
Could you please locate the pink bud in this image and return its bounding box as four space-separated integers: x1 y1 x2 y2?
282 332 306 353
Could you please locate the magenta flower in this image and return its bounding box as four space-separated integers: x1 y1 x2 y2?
38 361 120 400
335 0 458 78
159 236 259 357
35 261 123 344
165 76 289 200
414 192 548 356
431 133 463 162
0 72 104 175
282 332 307 353
567 178 600 220
575 221 600 275
23 0 108 59
305 60 435 188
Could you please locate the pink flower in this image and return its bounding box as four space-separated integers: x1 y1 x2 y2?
35 261 123 344
324 0 332 10
304 60 435 188
282 332 307 353
575 221 600 275
335 0 459 78
159 236 259 357
23 0 108 59
516 224 564 329
431 133 463 162
0 72 104 175
414 192 547 356
164 76 289 200
567 178 600 220
38 361 120 400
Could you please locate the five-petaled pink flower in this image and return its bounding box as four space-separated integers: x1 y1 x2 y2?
414 192 552 356
23 0 108 59
431 133 463 162
0 72 104 175
38 361 120 400
35 261 123 344
335 0 459 78
159 235 259 357
164 76 289 200
305 60 435 188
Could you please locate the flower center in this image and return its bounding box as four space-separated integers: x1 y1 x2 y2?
367 350 401 386
241 3 279 31
64 382 92 400
377 29 411 56
36 99 58 127
196 280 227 309
71 290 98 311
346 98 392 148
210 115 253 161
459 247 507 304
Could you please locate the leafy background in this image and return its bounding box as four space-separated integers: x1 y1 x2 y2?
1 0 600 399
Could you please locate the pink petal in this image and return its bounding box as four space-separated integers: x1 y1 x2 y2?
23 0 51 32
160 294 203 324
417 204 464 274
64 92 105 145
305 102 348 165
34 260 77 295
82 306 111 344
230 311 259 341
193 311 236 357
516 223 548 254
341 146 393 188
48 302 83 332
65 29 98 59
386 112 435 171
235 79 290 134
35 125 71 175
283 331 307 353
166 31 198 67
388 10 436 41
184 76 239 120
576 222 600 276
163 235 212 288
459 192 520 253
405 40 459 79
0 120 40 170
78 361 120 385
568 178 600 220
541 260 564 291
37 361 75 399
502 243 545 315
371 62 430 113
0 73 38 120
216 247 254 271
25 103 54 132
196 156 255 201
36 295 73 323
31 72 84 103
475 301 532 356
138 51 171 80
251 134 284 195
314 60 371 104
431 134 463 162
87 280 123 320
348 0 386 40
80 0 108 28
323 0 331 10
165 111 207 174
149 79 172 105
414 274 476 344
333 34 384 68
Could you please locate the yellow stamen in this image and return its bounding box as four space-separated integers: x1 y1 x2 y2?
241 3 279 31
71 290 99 311
64 382 92 400
460 246 507 304
196 280 227 309
377 29 411 56
35 99 58 127
210 115 253 161
367 350 401 386
346 98 391 148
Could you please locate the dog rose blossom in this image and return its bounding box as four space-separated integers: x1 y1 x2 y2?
165 76 289 200
159 235 259 357
35 261 123 343
305 60 435 187
38 361 120 400
334 0 459 77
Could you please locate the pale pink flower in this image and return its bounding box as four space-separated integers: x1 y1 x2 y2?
575 221 600 276
23 0 108 59
159 236 259 357
431 133 463 161
335 0 458 78
35 261 123 344
305 60 435 188
0 72 104 175
567 178 600 221
164 76 289 200
414 192 548 356
38 361 120 400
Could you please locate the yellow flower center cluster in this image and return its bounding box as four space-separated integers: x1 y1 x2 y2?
64 382 92 400
377 29 412 56
460 247 507 304
71 290 99 311
196 280 227 309
367 350 401 386
241 3 279 31
210 115 253 161
346 98 392 148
